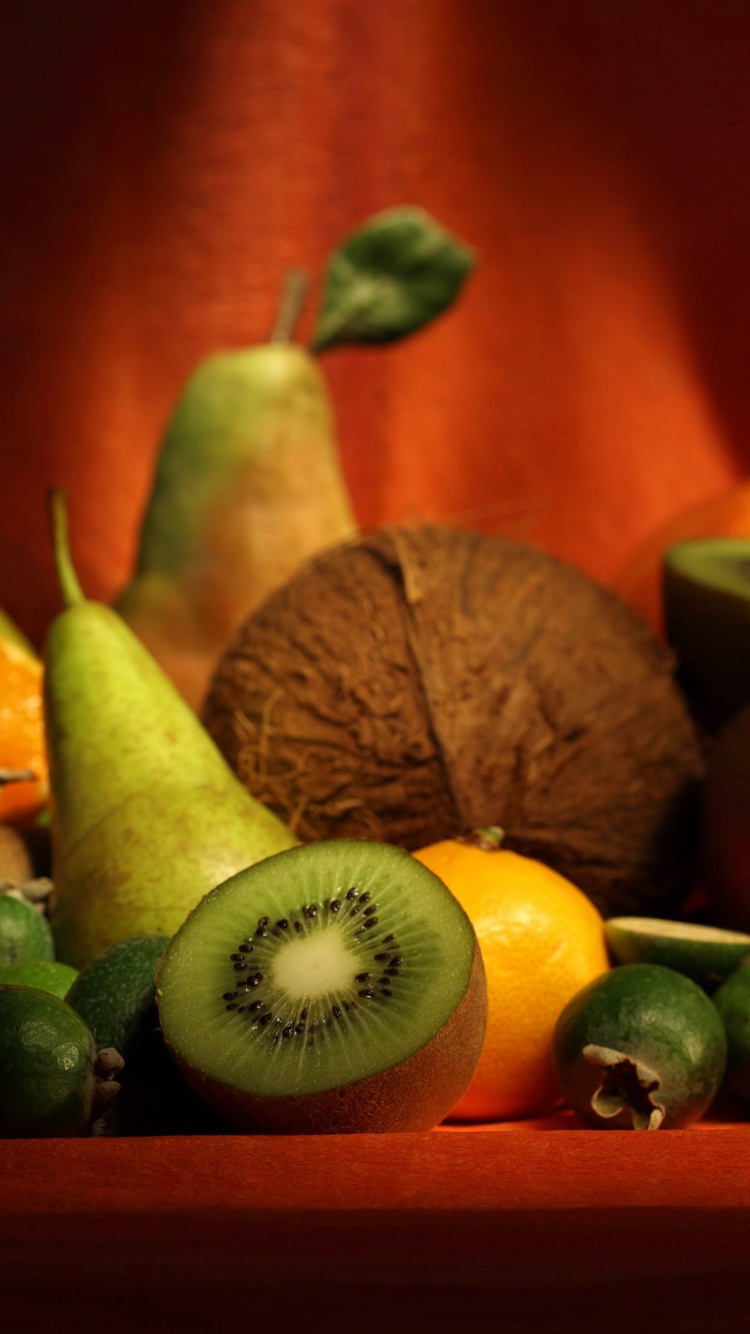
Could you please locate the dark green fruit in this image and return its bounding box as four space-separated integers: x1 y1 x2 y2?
713 962 750 1107
604 916 750 992
66 935 170 1054
0 959 78 998
67 934 222 1135
553 963 727 1129
663 536 750 732
0 894 54 965
0 984 115 1137
701 704 750 932
157 840 487 1134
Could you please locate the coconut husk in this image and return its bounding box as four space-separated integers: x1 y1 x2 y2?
202 525 705 917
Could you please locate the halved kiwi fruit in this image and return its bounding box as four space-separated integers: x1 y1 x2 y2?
156 840 487 1133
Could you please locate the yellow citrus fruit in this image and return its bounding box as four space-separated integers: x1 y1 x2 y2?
413 832 610 1121
0 635 49 824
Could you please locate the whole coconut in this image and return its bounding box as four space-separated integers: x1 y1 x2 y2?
202 526 705 917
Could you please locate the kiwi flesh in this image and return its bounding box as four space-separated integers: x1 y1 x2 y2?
156 840 487 1133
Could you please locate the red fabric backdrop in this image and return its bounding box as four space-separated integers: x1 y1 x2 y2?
2 0 750 645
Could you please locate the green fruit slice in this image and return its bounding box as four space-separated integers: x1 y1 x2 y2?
552 963 727 1130
605 916 750 991
157 840 487 1134
0 895 54 965
0 959 79 998
663 536 750 731
713 962 750 1107
0 984 98 1137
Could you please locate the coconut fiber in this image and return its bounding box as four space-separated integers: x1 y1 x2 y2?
202 525 705 918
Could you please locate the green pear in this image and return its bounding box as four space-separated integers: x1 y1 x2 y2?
45 490 298 969
663 536 750 732
114 273 357 712
114 210 476 714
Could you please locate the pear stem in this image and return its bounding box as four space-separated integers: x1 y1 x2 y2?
47 488 86 608
269 268 310 343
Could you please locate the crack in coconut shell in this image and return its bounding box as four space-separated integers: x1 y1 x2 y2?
202 525 705 918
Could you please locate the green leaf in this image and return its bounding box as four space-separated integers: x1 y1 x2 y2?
310 206 477 353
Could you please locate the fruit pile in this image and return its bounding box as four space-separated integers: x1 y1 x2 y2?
4 208 750 1139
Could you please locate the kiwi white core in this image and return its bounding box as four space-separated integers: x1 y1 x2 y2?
157 840 478 1099
271 929 357 1000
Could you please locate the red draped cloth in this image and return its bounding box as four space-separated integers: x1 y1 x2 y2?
2 1 750 644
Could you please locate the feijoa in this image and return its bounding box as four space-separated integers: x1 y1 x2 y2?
66 935 170 1055
0 984 99 1137
0 959 79 998
552 963 727 1129
67 934 221 1134
0 894 54 965
713 962 750 1107
157 840 487 1134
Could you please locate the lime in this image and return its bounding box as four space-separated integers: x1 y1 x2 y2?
552 963 727 1129
0 959 78 998
0 984 98 1137
605 916 750 992
713 961 750 1106
0 895 54 965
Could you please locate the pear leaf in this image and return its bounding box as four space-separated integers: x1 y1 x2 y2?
310 206 477 353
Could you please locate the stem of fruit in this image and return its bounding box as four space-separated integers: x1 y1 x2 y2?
459 826 505 852
47 488 86 608
269 268 311 343
0 768 37 787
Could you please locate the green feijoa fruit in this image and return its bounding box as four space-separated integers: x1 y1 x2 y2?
157 840 488 1134
66 935 170 1055
713 961 750 1107
0 959 79 998
605 916 750 992
552 963 727 1130
0 894 54 965
66 934 222 1136
0 984 98 1137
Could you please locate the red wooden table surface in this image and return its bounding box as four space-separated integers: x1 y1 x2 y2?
3 1113 750 1334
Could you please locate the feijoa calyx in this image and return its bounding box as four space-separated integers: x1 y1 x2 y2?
202 525 704 919
156 840 487 1133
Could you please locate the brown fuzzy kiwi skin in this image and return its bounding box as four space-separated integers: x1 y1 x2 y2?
159 939 487 1135
202 524 705 920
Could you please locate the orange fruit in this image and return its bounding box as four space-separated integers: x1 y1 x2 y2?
413 830 610 1122
0 634 49 824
